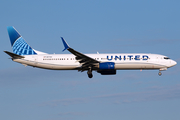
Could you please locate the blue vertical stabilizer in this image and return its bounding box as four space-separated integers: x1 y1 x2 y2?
7 26 21 46
7 26 37 55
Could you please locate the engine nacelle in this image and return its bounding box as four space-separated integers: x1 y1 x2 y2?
97 70 116 75
99 62 115 70
98 62 116 75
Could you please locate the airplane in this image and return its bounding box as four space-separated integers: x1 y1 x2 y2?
4 26 177 78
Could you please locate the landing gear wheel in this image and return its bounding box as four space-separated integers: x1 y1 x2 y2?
158 72 162 76
88 74 93 78
87 68 93 78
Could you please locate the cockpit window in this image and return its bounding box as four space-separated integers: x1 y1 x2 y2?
164 57 170 60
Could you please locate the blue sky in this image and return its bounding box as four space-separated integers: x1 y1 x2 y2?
0 0 180 120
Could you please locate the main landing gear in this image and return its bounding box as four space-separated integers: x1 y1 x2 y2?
87 68 93 78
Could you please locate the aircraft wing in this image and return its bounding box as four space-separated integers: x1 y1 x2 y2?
61 37 100 71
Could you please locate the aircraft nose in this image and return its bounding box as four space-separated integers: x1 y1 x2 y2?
172 60 177 66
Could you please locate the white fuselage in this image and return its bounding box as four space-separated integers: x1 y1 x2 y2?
6 27 177 78
13 53 177 71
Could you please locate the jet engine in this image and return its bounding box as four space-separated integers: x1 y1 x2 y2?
97 62 116 75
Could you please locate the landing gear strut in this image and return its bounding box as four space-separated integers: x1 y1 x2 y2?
87 68 93 78
158 68 167 76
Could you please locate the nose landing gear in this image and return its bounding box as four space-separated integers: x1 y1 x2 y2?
158 71 162 76
158 68 167 76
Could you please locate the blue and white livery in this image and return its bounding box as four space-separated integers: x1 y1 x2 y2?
4 26 177 78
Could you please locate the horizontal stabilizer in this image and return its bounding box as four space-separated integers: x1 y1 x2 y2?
4 51 24 59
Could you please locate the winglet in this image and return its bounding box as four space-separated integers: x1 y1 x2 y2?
61 37 70 51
